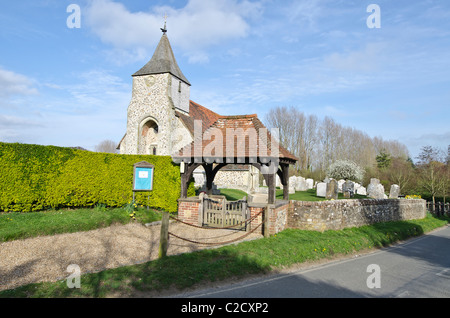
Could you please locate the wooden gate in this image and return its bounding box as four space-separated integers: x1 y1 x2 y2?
203 196 248 230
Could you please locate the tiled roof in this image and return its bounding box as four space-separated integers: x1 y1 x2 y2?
176 101 221 135
175 113 298 163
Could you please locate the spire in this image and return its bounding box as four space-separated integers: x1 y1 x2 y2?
133 16 190 85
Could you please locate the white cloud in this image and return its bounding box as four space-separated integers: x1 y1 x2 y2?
0 67 38 98
324 42 388 73
284 0 324 29
84 0 263 63
402 131 450 161
0 114 42 128
0 114 44 144
0 68 130 147
42 69 130 115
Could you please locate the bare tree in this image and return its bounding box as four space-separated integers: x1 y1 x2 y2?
264 105 410 181
416 145 446 205
385 157 415 194
95 140 119 154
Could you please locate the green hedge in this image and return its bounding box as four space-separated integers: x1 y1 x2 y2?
0 142 195 213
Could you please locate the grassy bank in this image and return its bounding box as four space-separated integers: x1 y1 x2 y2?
0 206 162 243
1 213 447 298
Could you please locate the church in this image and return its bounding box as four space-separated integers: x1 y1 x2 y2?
117 25 264 193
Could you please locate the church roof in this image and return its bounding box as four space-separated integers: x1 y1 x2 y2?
175 101 221 135
133 33 190 85
174 113 298 163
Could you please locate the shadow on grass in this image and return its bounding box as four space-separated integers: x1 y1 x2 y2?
0 248 270 298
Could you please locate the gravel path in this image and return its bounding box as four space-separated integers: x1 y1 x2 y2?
0 221 262 292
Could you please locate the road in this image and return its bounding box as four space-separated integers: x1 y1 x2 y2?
171 225 450 298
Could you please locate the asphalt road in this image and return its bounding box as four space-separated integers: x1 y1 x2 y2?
171 225 450 298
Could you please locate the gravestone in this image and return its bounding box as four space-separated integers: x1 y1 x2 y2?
296 177 308 191
276 175 282 188
289 176 297 194
356 186 367 196
306 178 314 189
389 184 400 199
343 180 355 198
367 178 385 199
326 179 339 200
337 179 346 193
316 182 327 197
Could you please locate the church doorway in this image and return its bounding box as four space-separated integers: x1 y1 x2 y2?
139 118 159 155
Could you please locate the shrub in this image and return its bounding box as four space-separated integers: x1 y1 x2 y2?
327 160 364 183
0 142 194 213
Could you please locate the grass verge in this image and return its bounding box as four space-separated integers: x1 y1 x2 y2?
0 206 162 243
1 213 448 298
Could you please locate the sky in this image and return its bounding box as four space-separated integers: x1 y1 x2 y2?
0 0 449 162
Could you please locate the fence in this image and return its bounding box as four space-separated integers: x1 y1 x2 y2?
427 202 450 217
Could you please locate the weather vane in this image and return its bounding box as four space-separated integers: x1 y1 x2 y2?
161 13 168 34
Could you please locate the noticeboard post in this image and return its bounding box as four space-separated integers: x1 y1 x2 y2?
133 161 154 204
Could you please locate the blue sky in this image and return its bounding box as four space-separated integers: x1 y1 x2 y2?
0 0 449 161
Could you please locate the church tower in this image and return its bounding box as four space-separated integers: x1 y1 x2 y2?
119 22 191 156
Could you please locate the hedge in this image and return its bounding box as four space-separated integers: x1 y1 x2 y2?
0 142 195 213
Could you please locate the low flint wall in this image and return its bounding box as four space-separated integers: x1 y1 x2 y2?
178 197 427 235
288 199 427 232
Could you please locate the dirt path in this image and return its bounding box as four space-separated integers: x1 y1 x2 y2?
0 221 262 292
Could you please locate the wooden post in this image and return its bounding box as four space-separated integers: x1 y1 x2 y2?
242 197 248 232
159 211 170 258
198 192 205 226
263 205 270 238
281 163 289 201
222 198 226 227
267 174 276 204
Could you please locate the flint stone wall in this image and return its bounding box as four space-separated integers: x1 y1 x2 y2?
288 199 426 232
179 197 426 236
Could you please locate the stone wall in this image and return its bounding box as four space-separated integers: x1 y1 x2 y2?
270 201 289 234
178 197 427 236
288 199 427 232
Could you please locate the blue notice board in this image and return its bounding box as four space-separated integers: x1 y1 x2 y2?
133 165 154 191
